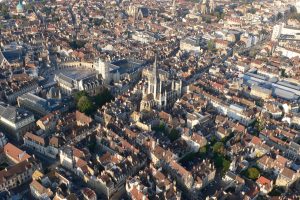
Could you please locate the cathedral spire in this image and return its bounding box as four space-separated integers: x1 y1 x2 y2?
172 0 176 17
153 54 158 78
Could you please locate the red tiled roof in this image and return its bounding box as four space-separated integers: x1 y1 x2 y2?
4 143 31 163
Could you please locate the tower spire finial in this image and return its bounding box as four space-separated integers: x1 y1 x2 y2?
153 54 157 77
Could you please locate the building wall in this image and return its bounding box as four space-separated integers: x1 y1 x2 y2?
24 139 57 159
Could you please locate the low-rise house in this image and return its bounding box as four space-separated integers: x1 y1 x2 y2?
256 176 273 195
273 155 291 175
257 155 274 172
191 159 216 191
276 167 298 189
248 136 271 158
0 143 41 192
223 171 245 192
0 157 41 192
24 132 59 159
216 127 229 140
168 160 194 189
76 111 93 126
82 187 97 200
36 112 60 134
286 141 300 160
263 103 282 119
30 179 53 200
182 132 207 152
30 169 72 200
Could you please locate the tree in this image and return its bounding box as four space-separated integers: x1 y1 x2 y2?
222 158 231 175
199 145 207 154
248 7 257 14
204 16 212 23
277 12 283 20
254 116 265 132
0 3 9 19
75 91 89 102
246 167 260 180
290 6 297 14
213 154 231 175
249 49 258 58
77 96 95 115
269 186 285 196
152 121 165 133
207 40 215 52
168 128 181 142
94 18 102 26
213 142 225 155
280 69 288 77
94 89 114 107
70 40 86 50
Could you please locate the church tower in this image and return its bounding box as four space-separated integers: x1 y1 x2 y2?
209 0 215 14
95 58 109 84
148 56 159 95
296 0 300 13
16 0 24 13
172 0 176 17
200 0 207 14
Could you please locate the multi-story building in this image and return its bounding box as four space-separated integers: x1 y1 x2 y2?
55 71 102 95
271 23 300 41
95 58 144 85
17 93 61 117
24 132 59 159
0 143 41 192
0 104 35 142
0 133 7 148
4 80 39 104
180 37 202 53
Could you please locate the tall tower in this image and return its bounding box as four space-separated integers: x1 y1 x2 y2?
200 0 207 14
209 0 215 14
296 0 300 13
148 56 159 95
172 0 176 17
16 0 24 13
95 58 109 84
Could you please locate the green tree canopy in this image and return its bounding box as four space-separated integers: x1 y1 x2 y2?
290 6 297 14
75 91 89 102
248 7 257 14
213 154 231 176
152 121 166 133
94 89 114 107
207 40 216 52
77 96 95 115
0 3 9 19
94 18 102 26
70 40 86 50
277 12 283 20
246 167 260 180
254 116 265 132
168 128 181 142
213 142 225 155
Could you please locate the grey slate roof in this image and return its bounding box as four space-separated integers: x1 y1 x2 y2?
0 105 33 123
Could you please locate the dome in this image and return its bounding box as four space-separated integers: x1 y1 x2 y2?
16 1 23 13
